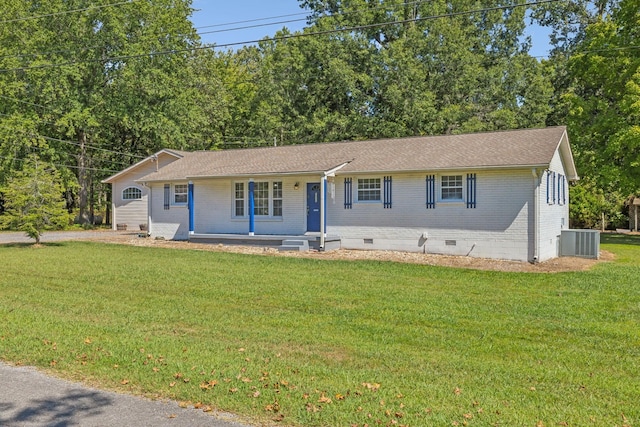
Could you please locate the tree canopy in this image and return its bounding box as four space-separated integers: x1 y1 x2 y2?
0 0 638 228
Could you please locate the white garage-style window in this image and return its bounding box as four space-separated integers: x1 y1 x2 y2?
122 187 142 200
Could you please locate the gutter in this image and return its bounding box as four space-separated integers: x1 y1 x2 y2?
532 168 540 263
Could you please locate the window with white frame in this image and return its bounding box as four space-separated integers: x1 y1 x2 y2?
273 181 283 217
357 178 381 201
233 181 283 217
234 182 245 217
254 182 269 215
441 175 463 200
174 184 188 204
122 187 142 200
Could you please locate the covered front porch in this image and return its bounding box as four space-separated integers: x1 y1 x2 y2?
189 232 341 252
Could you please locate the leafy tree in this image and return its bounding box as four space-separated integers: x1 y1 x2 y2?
0 0 214 224
0 155 70 243
563 0 639 226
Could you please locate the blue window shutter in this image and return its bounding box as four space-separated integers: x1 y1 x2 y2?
466 173 477 208
164 184 170 210
562 176 567 205
552 172 557 204
426 175 436 209
383 176 392 208
546 172 551 204
344 178 352 209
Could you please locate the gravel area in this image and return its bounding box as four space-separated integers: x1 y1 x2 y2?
0 229 610 272
84 231 610 273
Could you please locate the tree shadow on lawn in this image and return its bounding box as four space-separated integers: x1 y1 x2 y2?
601 233 640 246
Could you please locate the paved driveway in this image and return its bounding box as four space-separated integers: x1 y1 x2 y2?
0 363 248 427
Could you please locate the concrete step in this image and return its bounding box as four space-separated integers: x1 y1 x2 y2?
278 239 310 252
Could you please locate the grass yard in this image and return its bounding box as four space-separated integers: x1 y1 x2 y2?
1 236 639 426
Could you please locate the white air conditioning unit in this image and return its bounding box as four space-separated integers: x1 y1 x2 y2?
560 229 600 259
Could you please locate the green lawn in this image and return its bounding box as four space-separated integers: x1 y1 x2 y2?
1 238 639 426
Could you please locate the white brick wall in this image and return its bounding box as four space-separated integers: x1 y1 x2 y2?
148 183 189 240
537 150 570 261
329 170 536 261
145 164 571 262
193 176 309 235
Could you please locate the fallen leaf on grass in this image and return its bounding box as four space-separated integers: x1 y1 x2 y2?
264 401 280 412
120 379 129 385
202 406 213 412
272 413 285 422
306 403 321 413
362 382 381 391
84 338 92 345
168 414 176 419
318 394 332 404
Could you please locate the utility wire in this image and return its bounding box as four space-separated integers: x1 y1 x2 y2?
0 0 142 24
0 0 427 61
0 154 121 173
0 0 562 73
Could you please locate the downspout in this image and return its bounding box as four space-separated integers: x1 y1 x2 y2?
188 181 194 236
146 183 152 236
532 168 540 263
248 179 255 236
320 175 327 250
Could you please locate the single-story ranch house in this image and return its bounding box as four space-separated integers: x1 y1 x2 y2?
103 126 578 262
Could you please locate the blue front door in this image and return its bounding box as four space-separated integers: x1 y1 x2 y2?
307 183 321 232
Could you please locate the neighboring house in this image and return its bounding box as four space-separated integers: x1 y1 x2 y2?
103 127 578 262
102 149 187 230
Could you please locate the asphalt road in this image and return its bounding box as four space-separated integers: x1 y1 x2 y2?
1 231 250 427
0 363 249 427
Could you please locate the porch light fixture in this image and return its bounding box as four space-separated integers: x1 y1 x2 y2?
294 182 300 190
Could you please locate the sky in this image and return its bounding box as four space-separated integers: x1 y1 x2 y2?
190 0 551 58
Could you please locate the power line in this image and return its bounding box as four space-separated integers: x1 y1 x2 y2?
0 0 562 73
0 0 142 24
0 154 121 173
0 0 425 61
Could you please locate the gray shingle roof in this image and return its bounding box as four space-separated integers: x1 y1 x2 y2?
136 126 575 182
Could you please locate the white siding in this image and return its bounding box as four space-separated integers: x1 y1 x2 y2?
328 170 535 261
537 150 570 261
148 182 189 240
110 152 181 231
204 176 311 235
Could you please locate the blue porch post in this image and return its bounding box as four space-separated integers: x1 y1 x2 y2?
188 181 194 235
248 179 255 236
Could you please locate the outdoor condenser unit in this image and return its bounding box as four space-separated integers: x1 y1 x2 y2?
560 229 600 259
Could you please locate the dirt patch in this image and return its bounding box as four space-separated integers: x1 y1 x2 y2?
85 232 611 273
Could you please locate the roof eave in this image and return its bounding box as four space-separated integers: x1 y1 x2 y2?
336 163 553 175
102 149 185 184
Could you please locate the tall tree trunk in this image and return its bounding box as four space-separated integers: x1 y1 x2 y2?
77 130 90 225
